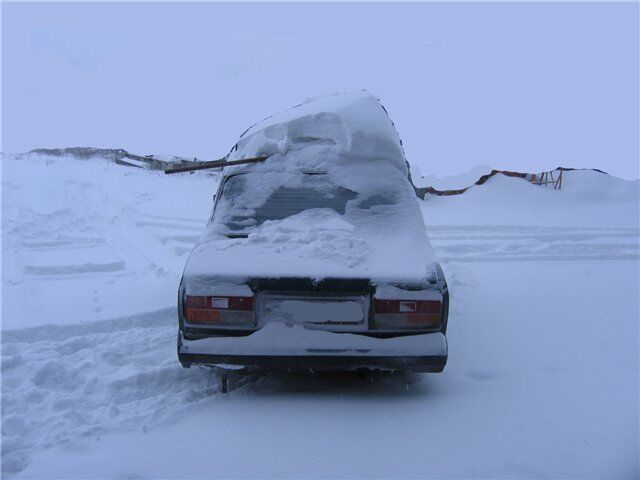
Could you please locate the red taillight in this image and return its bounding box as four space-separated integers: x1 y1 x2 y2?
373 299 442 329
374 300 441 314
184 295 254 326
185 296 253 311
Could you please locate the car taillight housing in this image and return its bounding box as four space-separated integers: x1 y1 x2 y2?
373 299 442 330
184 295 254 327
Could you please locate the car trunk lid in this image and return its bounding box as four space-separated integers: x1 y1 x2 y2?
249 277 372 332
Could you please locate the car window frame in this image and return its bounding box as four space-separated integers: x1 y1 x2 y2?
208 172 245 225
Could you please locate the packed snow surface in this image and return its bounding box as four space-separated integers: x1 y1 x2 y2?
183 92 437 291
1 152 639 478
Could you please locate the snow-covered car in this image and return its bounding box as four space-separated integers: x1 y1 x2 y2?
177 92 449 375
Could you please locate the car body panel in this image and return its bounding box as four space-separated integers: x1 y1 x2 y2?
178 327 447 373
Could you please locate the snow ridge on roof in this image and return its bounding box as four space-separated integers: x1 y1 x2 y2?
228 91 408 174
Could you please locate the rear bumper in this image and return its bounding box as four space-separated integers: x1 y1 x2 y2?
178 323 448 373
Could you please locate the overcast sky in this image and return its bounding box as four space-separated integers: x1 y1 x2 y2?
2 2 638 179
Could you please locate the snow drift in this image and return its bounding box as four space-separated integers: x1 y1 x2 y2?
423 168 639 228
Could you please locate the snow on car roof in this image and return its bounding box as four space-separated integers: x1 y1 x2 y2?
227 91 408 174
182 92 437 291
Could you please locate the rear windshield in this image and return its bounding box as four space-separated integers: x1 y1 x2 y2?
211 172 397 235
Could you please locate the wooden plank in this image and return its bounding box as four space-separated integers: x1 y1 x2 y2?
556 169 563 190
164 156 269 174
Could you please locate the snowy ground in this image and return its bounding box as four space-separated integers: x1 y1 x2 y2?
2 155 638 478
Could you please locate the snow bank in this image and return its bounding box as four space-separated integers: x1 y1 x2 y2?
411 164 493 190
422 169 640 228
1 153 217 330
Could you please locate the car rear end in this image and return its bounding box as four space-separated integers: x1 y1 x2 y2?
178 273 448 373
176 92 450 374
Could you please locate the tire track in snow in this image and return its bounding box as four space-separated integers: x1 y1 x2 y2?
1 308 218 476
427 225 639 263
